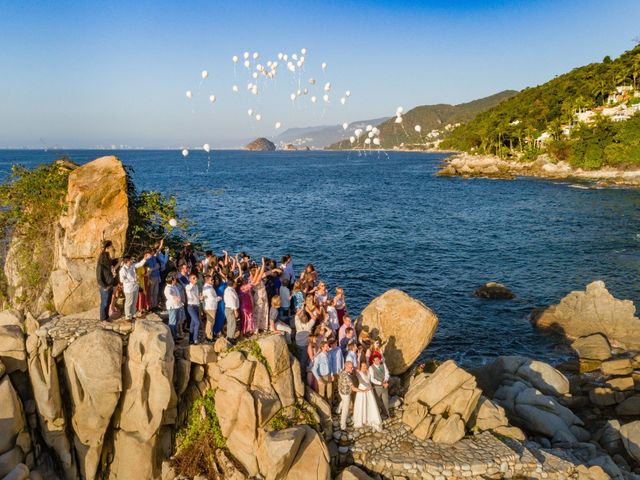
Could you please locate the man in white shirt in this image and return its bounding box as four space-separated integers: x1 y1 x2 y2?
164 273 183 339
280 255 295 285
369 353 391 417
119 253 150 320
223 278 240 342
185 274 201 344
202 275 221 342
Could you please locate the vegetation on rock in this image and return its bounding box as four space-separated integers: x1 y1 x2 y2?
0 160 71 305
268 401 319 431
229 338 272 375
442 46 640 168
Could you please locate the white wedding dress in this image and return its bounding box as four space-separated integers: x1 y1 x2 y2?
352 371 382 430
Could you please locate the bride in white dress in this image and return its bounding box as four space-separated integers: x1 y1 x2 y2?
352 362 382 431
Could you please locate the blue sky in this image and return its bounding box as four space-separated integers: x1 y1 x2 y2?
1 0 640 148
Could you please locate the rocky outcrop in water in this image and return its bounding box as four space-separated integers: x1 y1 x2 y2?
474 282 515 299
532 280 640 350
356 289 438 375
245 138 276 151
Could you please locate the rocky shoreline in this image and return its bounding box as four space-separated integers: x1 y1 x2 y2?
438 153 640 188
0 156 639 480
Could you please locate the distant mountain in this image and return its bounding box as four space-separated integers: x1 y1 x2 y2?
328 90 518 149
274 117 390 148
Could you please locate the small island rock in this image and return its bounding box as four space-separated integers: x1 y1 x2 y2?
474 282 515 300
245 138 276 151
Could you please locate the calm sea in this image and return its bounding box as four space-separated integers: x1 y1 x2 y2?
2 149 640 367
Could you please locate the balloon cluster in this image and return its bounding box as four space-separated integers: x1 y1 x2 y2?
181 47 355 157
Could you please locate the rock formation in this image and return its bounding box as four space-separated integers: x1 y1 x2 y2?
245 137 276 151
474 282 515 299
532 280 640 350
356 289 438 375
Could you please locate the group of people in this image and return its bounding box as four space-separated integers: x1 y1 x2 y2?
96 240 391 431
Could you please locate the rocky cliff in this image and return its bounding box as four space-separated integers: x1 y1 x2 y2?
245 138 276 151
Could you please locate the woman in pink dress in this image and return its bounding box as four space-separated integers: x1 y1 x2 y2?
237 256 266 336
251 258 268 332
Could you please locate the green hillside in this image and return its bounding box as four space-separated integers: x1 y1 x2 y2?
441 46 640 168
328 90 517 150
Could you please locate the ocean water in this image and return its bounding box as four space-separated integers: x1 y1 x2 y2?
2 149 640 367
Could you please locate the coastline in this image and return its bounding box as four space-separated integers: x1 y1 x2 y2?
437 152 640 188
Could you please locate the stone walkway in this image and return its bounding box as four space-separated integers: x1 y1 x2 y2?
332 410 583 479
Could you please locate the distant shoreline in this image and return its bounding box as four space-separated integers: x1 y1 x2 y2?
438 152 640 188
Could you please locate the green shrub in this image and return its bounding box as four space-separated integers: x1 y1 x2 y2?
229 338 272 375
268 401 319 431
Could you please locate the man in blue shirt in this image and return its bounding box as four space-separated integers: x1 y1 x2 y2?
145 249 162 310
311 341 333 404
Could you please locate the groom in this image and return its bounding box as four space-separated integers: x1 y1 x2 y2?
337 361 359 431
369 353 391 418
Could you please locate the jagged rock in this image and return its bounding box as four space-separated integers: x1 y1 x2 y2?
357 289 438 375
186 344 217 365
215 449 247 480
597 420 622 453
284 425 330 480
531 281 640 350
493 425 526 440
605 376 635 391
245 137 276 151
63 329 123 479
469 396 509 432
576 464 612 480
431 414 465 444
250 361 281 427
25 335 76 478
290 354 305 399
601 358 633 376
174 358 191 396
0 376 26 455
213 337 230 353
620 421 640 463
0 324 27 373
216 375 259 476
0 310 23 328
589 387 623 407
50 156 129 315
0 447 25 478
474 282 515 299
615 396 640 416
218 350 244 372
304 387 333 441
257 427 306 480
336 466 374 480
571 334 611 361
1 462 29 480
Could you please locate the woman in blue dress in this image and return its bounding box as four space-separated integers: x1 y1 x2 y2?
213 275 227 336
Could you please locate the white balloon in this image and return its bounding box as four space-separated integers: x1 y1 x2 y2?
248 108 254 116
185 90 192 99
243 51 249 60
324 82 331 92
232 85 239 92
340 97 346 105
209 94 216 103
345 90 352 97
292 53 298 61
342 122 348 130
396 106 404 114
414 125 422 133
181 149 189 157
296 60 303 68
301 48 307 55
290 93 296 101
252 52 259 59
303 88 309 95
311 96 317 103
287 62 295 72
255 114 262 121
296 89 302 96
373 138 381 146
283 54 288 61
364 138 371 145
321 62 327 70
349 136 355 144
299 56 305 63
368 131 374 138
267 60 272 67
366 125 373 132
354 128 363 137
232 55 239 63
256 63 264 71
251 85 258 95
323 94 329 103
308 78 316 85
203 143 211 153
247 82 253 90
201 70 209 79
252 72 258 79
395 116 403 124
169 218 178 227
275 121 282 129
244 60 251 68
372 127 380 135
277 52 283 60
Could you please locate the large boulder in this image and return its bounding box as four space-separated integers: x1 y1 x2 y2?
284 425 330 480
620 421 640 463
0 376 26 455
26 335 76 479
532 281 640 350
0 325 26 373
356 289 438 375
50 156 129 315
63 329 123 479
571 334 611 361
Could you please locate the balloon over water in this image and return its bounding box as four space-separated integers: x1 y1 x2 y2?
342 122 348 130
181 149 189 157
209 95 216 103
185 90 193 99
323 94 329 103
345 90 351 97
232 85 239 92
201 70 209 79
373 138 381 146
275 121 282 129
311 96 317 103
232 55 239 63
203 143 211 153
349 136 355 144
340 97 346 105
169 218 178 228
255 114 262 121
321 62 327 70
